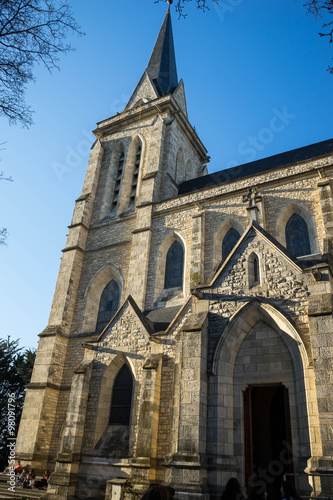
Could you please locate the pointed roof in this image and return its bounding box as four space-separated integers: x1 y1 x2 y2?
146 6 178 96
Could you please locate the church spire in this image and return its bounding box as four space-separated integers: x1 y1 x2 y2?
145 5 178 96
125 3 185 113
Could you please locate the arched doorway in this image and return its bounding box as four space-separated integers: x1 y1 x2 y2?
209 301 319 499
234 319 297 499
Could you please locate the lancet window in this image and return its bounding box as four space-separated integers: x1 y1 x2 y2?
128 144 141 210
249 252 260 287
253 255 259 283
109 365 133 425
111 150 124 214
164 241 184 289
285 214 311 257
96 280 120 332
222 228 241 260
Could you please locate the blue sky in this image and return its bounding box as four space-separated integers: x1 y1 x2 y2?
0 0 332 350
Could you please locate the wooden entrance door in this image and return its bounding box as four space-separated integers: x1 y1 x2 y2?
243 385 294 499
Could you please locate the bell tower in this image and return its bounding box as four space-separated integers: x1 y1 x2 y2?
15 2 209 482
87 3 209 308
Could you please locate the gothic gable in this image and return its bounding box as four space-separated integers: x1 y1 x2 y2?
97 295 153 346
125 71 160 110
199 221 307 299
172 79 187 117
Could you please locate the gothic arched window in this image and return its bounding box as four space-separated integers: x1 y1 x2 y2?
96 280 120 332
285 214 311 257
249 252 260 287
111 150 125 214
164 241 184 289
109 365 133 425
128 144 141 210
222 228 241 260
253 255 259 283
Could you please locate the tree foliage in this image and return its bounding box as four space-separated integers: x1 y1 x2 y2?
0 0 83 127
0 338 36 471
304 0 333 73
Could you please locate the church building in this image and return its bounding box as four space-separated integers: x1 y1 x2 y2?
16 4 333 500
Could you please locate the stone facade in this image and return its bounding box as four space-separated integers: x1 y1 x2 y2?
15 7 333 500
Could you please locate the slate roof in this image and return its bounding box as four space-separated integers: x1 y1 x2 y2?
145 7 178 96
179 138 333 195
143 305 182 333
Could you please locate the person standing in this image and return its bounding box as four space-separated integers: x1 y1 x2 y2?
280 480 301 500
221 478 246 500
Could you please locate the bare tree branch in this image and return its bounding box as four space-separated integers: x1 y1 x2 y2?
0 165 13 246
0 227 8 245
304 0 333 73
155 0 219 18
161 0 333 74
0 0 84 127
0 170 13 182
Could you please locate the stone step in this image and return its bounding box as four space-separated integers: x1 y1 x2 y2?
0 475 46 500
0 486 46 500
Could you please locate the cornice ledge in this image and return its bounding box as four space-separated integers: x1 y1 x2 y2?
132 226 153 235
76 193 90 202
68 222 89 231
142 171 158 181
62 245 85 254
26 382 71 391
93 95 178 137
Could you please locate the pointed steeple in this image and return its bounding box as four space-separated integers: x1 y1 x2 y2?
125 4 185 113
146 6 178 96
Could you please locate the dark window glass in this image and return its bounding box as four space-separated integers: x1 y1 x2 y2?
285 214 311 257
222 228 240 260
96 280 120 332
111 150 124 214
164 241 184 289
109 365 133 425
129 145 141 210
253 255 259 283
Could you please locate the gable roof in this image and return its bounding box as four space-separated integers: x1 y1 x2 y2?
179 138 333 195
96 295 154 340
125 71 160 110
143 305 183 333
